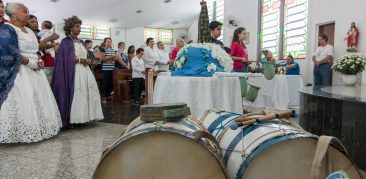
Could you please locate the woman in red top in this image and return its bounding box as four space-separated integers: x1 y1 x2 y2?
230 27 249 72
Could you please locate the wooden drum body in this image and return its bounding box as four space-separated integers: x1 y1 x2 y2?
199 109 362 179
93 117 227 179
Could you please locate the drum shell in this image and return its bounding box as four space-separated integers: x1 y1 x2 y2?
199 110 362 179
93 117 227 179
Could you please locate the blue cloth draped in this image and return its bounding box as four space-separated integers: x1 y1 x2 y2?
172 47 224 77
0 24 22 108
51 37 84 127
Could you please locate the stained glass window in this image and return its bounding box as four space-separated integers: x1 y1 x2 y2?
260 0 308 59
144 28 173 45
79 25 110 40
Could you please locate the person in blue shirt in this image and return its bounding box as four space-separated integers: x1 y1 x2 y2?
285 55 300 75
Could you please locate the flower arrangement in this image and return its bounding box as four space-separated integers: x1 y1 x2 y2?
333 52 366 75
173 43 233 72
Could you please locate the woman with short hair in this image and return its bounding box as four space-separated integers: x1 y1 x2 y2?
0 3 61 143
51 16 103 128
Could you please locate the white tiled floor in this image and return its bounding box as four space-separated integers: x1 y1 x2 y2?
0 123 125 179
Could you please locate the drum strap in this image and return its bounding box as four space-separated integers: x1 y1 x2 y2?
310 136 348 179
193 130 222 156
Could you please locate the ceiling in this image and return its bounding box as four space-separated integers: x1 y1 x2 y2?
5 0 208 28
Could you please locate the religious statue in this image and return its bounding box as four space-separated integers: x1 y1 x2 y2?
345 22 359 48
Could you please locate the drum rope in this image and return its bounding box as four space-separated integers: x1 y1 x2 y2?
209 113 239 138
221 124 306 162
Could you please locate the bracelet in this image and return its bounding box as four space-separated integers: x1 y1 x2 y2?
78 58 81 63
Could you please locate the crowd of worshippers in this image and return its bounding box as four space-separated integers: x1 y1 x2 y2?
0 0 304 107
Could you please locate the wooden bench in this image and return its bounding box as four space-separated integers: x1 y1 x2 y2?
113 69 132 103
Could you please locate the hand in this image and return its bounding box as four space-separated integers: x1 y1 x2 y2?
21 58 29 65
37 59 44 69
154 61 160 65
39 40 48 50
315 61 320 67
87 59 91 66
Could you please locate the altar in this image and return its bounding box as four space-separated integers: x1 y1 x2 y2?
153 75 243 118
299 85 366 170
213 72 303 110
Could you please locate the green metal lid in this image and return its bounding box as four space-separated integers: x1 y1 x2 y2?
140 103 191 122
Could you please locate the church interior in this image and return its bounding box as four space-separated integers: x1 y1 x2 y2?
0 0 366 178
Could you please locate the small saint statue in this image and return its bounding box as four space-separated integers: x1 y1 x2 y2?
345 22 359 48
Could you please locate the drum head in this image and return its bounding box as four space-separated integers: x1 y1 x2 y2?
93 131 226 179
242 138 361 179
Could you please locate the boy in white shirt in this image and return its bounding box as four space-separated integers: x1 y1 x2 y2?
131 48 146 105
38 20 55 57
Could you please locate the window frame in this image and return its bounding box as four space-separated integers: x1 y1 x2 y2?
144 28 173 45
258 0 308 60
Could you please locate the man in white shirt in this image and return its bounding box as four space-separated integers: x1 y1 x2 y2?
312 34 333 86
131 48 146 105
156 41 170 71
143 37 160 70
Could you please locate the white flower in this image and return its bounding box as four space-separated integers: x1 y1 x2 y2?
175 61 183 68
180 57 186 63
207 63 217 72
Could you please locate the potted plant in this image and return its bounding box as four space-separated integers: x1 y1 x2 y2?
333 52 366 86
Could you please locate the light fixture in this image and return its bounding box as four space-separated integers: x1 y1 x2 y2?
171 21 179 25
136 10 143 13
50 0 62 3
109 18 118 23
164 0 172 3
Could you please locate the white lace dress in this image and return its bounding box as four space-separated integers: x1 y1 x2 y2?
0 24 62 143
70 41 103 124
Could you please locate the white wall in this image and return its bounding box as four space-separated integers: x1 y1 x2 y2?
306 0 366 85
187 19 198 42
111 27 126 48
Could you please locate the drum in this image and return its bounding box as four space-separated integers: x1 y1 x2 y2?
93 104 227 179
199 109 362 179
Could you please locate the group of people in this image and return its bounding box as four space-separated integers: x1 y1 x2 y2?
0 2 103 143
0 0 337 143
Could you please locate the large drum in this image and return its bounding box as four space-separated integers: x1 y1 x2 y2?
199 109 362 179
93 104 227 179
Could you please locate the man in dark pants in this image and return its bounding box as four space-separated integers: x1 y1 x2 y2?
99 38 122 103
312 34 334 86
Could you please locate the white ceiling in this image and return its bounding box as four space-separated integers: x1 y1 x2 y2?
5 0 207 28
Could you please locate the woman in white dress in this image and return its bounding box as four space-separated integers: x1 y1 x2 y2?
0 3 61 143
51 16 103 127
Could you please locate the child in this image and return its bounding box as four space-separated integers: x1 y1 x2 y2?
38 20 55 58
131 48 145 105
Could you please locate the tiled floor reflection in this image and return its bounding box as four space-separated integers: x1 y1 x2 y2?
101 102 140 125
0 122 126 179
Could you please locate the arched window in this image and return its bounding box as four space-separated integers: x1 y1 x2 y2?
259 0 308 59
